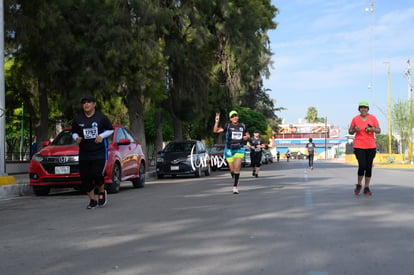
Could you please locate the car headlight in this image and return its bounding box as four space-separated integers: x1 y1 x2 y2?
32 154 44 163
157 156 164 163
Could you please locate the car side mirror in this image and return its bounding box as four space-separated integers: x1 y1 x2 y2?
117 138 131 145
42 141 51 147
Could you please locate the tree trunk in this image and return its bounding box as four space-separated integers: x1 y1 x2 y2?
154 106 163 154
172 114 183 141
125 90 147 158
36 80 49 148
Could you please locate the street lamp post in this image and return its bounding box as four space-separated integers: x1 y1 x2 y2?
0 0 5 175
405 59 413 163
324 117 328 160
383 62 392 154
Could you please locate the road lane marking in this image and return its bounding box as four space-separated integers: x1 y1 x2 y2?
305 189 313 209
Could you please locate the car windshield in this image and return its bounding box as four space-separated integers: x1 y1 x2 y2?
164 142 195 153
51 130 77 145
210 146 224 154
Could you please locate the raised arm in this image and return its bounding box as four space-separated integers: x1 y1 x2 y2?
213 113 224 133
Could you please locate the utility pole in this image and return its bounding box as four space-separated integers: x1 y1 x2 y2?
385 62 392 154
366 0 375 101
405 59 413 163
0 0 15 185
0 0 5 175
324 117 328 160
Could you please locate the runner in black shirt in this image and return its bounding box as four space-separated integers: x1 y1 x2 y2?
72 95 114 209
247 130 265 178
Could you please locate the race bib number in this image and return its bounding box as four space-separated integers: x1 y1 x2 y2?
83 128 98 139
231 131 242 140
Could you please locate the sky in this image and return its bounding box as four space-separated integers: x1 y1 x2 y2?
264 0 414 138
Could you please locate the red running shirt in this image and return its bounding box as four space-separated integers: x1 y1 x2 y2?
350 114 379 149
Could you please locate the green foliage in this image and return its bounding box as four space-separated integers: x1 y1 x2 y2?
392 100 413 154
375 134 398 154
144 106 174 143
4 0 281 153
233 106 267 134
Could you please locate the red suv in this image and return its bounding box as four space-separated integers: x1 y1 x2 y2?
29 125 146 196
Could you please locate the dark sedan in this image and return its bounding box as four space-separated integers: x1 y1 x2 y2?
156 140 211 178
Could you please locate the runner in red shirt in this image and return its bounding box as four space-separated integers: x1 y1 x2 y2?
348 101 381 196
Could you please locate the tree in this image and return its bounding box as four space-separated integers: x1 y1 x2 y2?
392 100 414 158
375 134 398 154
213 106 267 144
4 0 281 156
305 106 325 123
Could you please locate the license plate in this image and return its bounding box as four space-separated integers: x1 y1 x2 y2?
170 166 179 171
55 166 70 175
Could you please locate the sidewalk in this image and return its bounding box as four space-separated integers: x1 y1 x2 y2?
0 169 157 199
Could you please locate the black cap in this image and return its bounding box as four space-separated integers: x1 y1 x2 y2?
254 129 260 133
80 95 96 104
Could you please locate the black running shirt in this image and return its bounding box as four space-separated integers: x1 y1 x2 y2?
72 111 113 160
223 122 246 149
248 137 265 152
306 142 316 155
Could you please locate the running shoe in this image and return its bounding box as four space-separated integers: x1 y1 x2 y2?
252 172 256 177
87 199 98 209
232 187 239 194
354 184 362 195
364 187 372 196
98 190 107 207
255 173 258 178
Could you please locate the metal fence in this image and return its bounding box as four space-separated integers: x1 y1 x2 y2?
5 115 71 162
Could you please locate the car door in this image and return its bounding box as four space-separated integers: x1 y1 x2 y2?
122 128 140 177
114 127 133 178
196 141 209 170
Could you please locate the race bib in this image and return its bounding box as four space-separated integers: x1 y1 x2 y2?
83 128 98 139
231 131 242 140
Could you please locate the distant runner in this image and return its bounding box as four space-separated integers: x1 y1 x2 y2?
305 138 316 170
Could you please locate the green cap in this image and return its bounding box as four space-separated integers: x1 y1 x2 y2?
358 101 369 107
229 110 238 118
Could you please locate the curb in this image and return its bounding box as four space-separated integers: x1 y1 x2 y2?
0 170 157 199
0 181 32 198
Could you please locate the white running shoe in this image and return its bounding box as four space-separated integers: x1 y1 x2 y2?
232 187 239 194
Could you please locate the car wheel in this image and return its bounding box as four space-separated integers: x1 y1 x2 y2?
194 166 201 178
132 163 145 188
108 163 121 193
204 165 211 176
211 165 217 171
32 186 50 196
157 173 164 179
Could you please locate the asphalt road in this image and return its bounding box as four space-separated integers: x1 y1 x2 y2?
1 160 414 275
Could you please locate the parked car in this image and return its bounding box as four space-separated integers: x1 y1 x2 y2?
290 151 307 160
242 145 251 167
209 144 228 170
29 125 146 196
156 140 211 178
262 150 274 164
